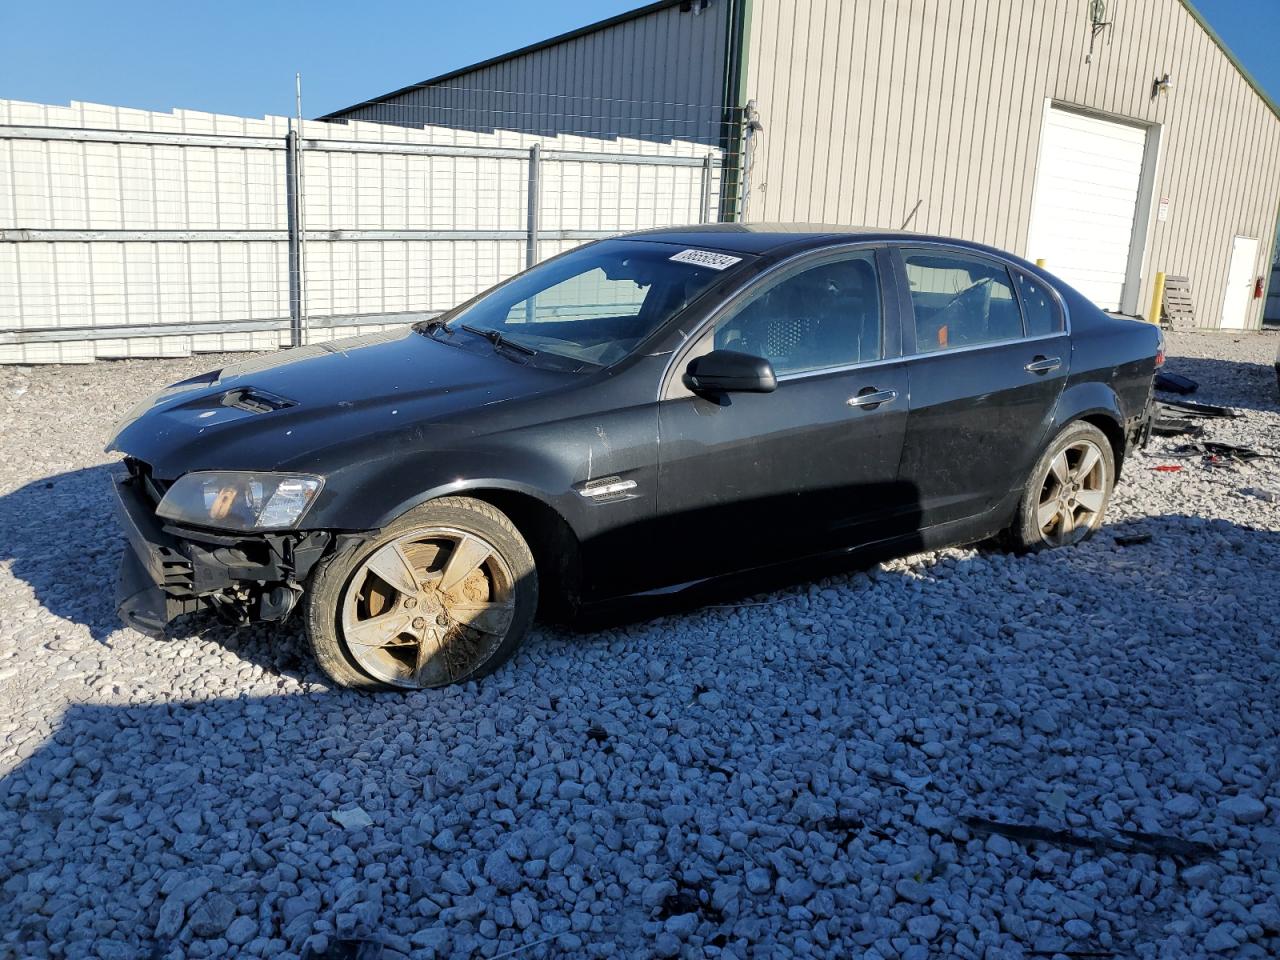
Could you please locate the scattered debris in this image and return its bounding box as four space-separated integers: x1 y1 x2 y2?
1150 417 1203 437
1155 371 1198 394
1172 441 1272 465
331 806 373 830
964 817 1218 864
1150 465 1183 473
1114 533 1153 546
1155 398 1241 419
1241 487 1279 503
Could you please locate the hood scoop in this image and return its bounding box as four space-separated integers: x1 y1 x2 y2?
219 387 297 414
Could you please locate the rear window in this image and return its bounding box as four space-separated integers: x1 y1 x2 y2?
1014 272 1065 336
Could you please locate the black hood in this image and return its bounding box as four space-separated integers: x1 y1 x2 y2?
107 328 575 478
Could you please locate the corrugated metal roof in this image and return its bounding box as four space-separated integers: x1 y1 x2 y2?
319 0 705 120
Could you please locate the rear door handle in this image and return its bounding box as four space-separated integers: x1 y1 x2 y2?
847 388 898 409
1025 356 1062 374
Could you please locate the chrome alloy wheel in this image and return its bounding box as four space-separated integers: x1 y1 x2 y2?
1035 439 1108 546
339 527 516 688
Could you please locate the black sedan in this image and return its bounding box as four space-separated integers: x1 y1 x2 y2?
109 225 1161 690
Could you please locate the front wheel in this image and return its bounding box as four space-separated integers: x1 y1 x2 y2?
1005 421 1115 551
305 497 537 690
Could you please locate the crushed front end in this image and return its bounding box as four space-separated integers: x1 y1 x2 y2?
113 459 333 637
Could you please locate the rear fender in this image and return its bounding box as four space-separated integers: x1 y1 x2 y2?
1049 382 1130 475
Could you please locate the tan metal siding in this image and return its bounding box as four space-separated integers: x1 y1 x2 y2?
745 0 1280 329
331 3 728 148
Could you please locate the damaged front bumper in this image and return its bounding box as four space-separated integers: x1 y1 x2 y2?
112 468 333 637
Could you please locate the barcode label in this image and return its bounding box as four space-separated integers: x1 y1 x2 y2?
669 249 743 270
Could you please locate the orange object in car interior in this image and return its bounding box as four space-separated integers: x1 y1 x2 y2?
938 324 948 349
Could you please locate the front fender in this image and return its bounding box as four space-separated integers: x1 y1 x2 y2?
370 476 571 531
301 446 581 533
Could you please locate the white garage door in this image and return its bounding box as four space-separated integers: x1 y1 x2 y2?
1026 106 1149 311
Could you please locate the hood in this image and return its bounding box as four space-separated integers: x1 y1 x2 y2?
107 328 573 477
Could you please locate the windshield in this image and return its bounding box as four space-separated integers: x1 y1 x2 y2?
442 239 750 366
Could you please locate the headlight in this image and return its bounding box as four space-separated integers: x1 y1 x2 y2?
156 471 323 531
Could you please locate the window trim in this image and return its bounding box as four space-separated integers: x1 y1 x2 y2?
890 241 1072 358
658 242 898 400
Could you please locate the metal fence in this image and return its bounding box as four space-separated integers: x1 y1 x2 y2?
0 99 723 364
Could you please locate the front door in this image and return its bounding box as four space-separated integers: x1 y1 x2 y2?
653 247 915 587
1221 235 1259 330
895 246 1070 526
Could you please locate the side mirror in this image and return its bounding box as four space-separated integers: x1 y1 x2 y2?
682 349 777 395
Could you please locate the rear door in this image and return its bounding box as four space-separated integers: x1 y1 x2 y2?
653 246 916 585
893 245 1070 526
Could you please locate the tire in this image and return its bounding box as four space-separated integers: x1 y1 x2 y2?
1004 421 1115 552
304 496 537 691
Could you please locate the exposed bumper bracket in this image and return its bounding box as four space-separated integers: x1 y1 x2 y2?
112 472 200 636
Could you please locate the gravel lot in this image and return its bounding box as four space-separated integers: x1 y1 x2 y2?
1 330 1278 960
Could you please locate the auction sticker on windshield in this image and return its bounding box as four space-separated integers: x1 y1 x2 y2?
669 249 743 270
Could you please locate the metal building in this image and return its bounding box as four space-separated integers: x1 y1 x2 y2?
324 0 1280 331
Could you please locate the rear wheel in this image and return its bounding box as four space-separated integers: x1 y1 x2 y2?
305 497 537 690
1006 421 1114 551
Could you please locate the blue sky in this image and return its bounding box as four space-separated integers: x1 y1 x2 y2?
1 1 1275 120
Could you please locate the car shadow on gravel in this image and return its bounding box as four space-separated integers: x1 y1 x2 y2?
0 463 319 683
573 510 1280 644
0 463 130 645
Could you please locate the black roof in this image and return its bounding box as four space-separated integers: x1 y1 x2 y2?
621 222 1028 258
619 223 896 255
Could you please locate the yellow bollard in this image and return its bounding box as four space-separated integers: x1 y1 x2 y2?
1034 258 1046 268
1149 271 1166 325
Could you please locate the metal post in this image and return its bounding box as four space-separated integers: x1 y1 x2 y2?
285 124 303 348
1149 270 1167 325
1035 258 1047 268
294 73 309 347
700 154 714 224
526 144 541 269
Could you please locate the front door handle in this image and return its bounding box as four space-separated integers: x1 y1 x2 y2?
847 388 898 409
1025 356 1062 374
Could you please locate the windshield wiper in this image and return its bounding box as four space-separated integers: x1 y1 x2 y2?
460 323 537 357
413 316 451 337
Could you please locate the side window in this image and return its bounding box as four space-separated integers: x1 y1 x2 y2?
710 251 882 377
903 250 1024 352
1013 271 1065 336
